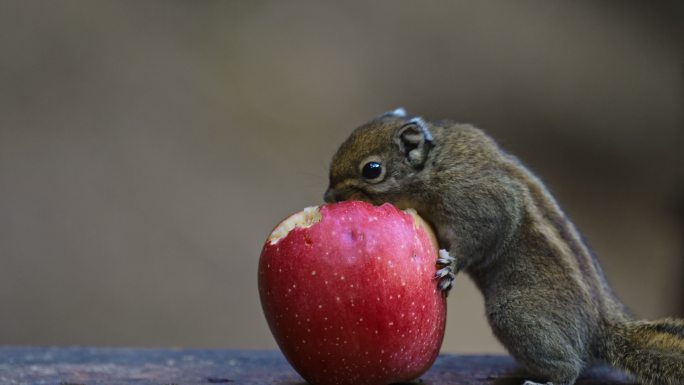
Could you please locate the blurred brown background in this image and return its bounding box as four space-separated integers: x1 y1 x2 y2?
0 1 681 353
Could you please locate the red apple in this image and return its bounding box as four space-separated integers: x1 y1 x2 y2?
258 201 446 385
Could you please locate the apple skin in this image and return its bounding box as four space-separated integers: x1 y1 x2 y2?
258 201 446 385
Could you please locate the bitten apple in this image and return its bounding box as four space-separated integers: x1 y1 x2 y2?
258 201 446 385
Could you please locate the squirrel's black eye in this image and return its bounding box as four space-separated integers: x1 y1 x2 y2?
361 161 383 180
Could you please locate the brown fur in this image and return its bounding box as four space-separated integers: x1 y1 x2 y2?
325 112 684 385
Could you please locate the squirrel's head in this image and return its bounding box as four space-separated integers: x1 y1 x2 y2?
324 108 436 206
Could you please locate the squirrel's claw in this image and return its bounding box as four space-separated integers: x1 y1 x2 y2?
435 267 451 279
438 273 455 292
435 249 459 295
436 249 455 266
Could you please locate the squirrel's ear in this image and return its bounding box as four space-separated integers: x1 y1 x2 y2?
380 107 407 118
393 117 434 168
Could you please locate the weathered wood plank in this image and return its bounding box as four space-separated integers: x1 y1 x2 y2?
0 347 636 385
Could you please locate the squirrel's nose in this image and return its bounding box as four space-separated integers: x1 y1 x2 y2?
324 187 337 203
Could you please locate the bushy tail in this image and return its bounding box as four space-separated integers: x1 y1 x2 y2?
604 318 684 385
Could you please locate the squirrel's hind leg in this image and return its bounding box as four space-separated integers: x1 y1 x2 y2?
487 293 584 385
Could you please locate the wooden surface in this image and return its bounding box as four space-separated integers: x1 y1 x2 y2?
0 347 637 385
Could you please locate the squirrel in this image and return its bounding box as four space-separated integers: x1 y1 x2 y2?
323 108 684 385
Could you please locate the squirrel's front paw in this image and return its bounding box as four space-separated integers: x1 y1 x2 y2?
435 249 458 294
